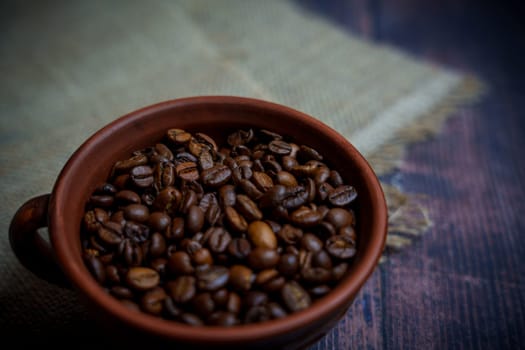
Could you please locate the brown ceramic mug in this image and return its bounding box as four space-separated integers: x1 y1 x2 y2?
9 96 387 349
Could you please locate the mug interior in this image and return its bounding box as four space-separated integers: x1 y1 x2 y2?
48 96 387 345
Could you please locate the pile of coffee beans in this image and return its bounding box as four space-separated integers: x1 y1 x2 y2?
81 127 358 326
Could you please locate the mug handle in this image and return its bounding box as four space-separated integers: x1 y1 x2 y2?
9 194 70 287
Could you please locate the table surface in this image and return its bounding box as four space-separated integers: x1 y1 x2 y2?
296 0 525 349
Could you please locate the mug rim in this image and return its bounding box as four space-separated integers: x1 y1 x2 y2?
48 95 387 343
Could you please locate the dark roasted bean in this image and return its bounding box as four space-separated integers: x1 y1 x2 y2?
328 185 358 207
326 235 357 259
126 267 160 291
196 266 230 291
167 276 196 303
281 281 311 312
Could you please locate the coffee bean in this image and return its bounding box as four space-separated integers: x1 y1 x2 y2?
326 235 357 259
248 247 280 270
227 238 252 260
229 265 254 291
224 206 248 233
126 267 160 291
148 212 171 232
281 281 311 312
186 205 205 233
201 164 232 187
167 128 192 144
141 287 167 315
176 162 200 182
168 251 194 275
206 227 232 254
277 253 299 277
328 185 358 207
196 266 230 291
236 195 263 221
130 165 155 188
248 220 277 249
167 276 197 303
123 204 150 223
268 140 292 155
193 292 216 318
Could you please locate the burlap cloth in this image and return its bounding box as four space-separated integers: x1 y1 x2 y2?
0 0 484 342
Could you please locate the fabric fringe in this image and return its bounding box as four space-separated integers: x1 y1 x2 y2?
373 74 487 261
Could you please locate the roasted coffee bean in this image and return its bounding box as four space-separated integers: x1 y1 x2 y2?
277 224 303 245
193 292 216 318
105 265 121 285
268 140 292 155
196 266 230 291
248 220 277 249
97 224 123 246
290 206 323 228
301 267 332 285
201 164 232 187
255 269 285 292
168 251 194 275
328 185 358 207
227 238 252 260
167 128 192 144
236 194 263 221
248 247 280 270
227 128 253 147
113 154 148 173
218 184 236 207
224 206 248 233
326 235 357 259
332 262 349 281
281 281 311 312
312 249 333 269
277 253 299 277
148 212 171 232
297 145 323 162
229 265 255 291
275 171 298 187
192 247 214 266
123 204 150 223
130 165 155 188
309 285 332 297
119 239 143 266
111 285 134 299
123 221 150 243
186 205 205 233
300 233 323 253
82 126 360 327
167 276 197 303
252 171 274 192
181 313 204 326
176 162 200 182
149 232 167 258
141 287 167 315
150 257 168 277
89 194 114 208
84 255 106 284
206 227 232 254
208 311 238 327
236 178 262 200
115 190 141 206
167 217 185 241
153 186 181 213
126 267 160 291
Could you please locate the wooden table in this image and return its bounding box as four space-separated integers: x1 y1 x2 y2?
297 0 525 349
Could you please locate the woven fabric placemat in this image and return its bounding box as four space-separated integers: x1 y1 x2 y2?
0 0 484 339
